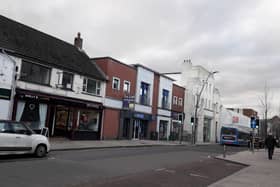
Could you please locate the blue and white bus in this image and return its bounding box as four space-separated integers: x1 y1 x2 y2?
220 126 251 146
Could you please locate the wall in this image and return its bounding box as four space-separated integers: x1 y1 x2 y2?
102 108 120 139
16 65 105 104
0 53 20 119
95 58 137 100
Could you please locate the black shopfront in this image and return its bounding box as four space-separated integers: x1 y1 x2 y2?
119 110 153 140
12 89 103 140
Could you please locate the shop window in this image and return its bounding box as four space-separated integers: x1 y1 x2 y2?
112 77 120 90
15 101 47 130
82 78 101 95
123 80 130 93
78 110 100 132
140 82 150 105
20 60 51 85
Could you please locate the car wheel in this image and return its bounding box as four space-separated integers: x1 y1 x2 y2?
35 145 47 158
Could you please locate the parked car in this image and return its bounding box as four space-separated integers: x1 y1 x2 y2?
0 120 50 157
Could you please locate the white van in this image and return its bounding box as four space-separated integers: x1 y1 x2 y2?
0 120 50 157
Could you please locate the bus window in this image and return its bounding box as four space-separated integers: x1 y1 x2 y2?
221 128 236 135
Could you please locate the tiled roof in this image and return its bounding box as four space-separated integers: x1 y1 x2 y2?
0 15 106 80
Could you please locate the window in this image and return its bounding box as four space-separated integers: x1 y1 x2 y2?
20 60 51 85
112 77 120 90
0 122 14 133
178 98 183 106
140 82 150 105
123 80 131 93
173 96 178 105
83 78 101 95
61 72 73 89
162 89 169 109
78 109 100 132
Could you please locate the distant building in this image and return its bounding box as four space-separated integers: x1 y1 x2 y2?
227 108 258 118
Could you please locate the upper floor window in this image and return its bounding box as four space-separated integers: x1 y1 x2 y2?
112 77 120 90
140 82 150 105
162 89 169 109
57 72 73 90
83 78 101 96
20 60 51 85
178 98 183 106
123 80 131 93
173 96 178 105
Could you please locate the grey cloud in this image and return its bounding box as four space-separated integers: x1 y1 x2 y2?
0 0 279 116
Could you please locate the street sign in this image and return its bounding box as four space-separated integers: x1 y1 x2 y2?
250 117 256 128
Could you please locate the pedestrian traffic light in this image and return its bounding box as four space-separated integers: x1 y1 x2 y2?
191 117 194 123
256 118 260 128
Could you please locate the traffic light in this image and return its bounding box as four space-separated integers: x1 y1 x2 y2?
191 117 194 123
256 118 260 128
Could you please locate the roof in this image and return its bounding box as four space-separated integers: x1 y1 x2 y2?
91 56 136 70
0 15 106 81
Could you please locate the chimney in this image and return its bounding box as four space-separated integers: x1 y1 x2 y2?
74 32 83 50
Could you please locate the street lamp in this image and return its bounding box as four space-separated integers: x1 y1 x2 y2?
192 71 219 144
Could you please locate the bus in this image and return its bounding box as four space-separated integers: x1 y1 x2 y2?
220 126 251 146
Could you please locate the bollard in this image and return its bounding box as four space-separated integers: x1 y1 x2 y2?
223 144 226 158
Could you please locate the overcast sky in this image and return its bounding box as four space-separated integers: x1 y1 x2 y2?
1 0 279 117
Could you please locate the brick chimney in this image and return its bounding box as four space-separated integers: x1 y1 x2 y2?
74 32 83 50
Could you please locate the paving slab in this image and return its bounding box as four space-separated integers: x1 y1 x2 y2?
210 148 280 187
50 139 190 151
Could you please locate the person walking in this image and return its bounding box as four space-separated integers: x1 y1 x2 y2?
265 132 277 160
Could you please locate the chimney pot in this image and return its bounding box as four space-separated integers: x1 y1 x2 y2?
74 32 83 50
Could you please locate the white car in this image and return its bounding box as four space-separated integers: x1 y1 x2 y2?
0 120 50 157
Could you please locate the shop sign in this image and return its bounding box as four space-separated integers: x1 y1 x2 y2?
18 93 49 101
133 112 152 120
86 103 100 109
0 88 11 100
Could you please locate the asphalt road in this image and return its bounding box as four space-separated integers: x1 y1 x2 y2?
0 144 247 187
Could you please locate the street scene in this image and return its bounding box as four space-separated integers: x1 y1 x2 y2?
1 1 280 187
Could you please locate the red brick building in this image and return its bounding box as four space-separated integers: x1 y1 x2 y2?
94 57 137 139
171 84 185 140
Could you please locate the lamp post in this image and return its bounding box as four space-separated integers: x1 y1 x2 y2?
192 71 219 144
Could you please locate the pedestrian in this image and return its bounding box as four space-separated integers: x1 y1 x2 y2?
265 132 277 160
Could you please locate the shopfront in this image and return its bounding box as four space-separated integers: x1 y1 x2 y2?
119 111 152 140
13 89 103 140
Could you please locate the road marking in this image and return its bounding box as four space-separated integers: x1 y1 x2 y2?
164 169 176 173
189 173 209 179
155 168 166 172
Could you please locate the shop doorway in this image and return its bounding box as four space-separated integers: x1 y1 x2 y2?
122 119 130 139
203 118 212 142
52 106 73 137
133 119 148 139
159 120 168 140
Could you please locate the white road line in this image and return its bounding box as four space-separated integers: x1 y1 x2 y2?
189 173 209 179
155 168 166 172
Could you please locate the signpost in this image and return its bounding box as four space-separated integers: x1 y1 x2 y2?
250 116 257 153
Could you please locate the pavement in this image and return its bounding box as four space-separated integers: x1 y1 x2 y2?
210 148 280 187
50 138 191 151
